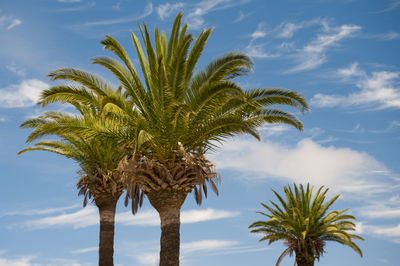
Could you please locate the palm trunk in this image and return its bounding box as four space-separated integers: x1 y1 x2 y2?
295 254 314 266
97 198 118 266
147 189 187 266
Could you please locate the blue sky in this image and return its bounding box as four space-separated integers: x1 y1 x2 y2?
0 0 399 265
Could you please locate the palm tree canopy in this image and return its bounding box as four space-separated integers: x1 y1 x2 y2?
19 75 144 212
249 183 364 265
90 12 309 158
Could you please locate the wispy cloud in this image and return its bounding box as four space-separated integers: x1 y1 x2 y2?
363 223 400 243
276 22 304 38
371 31 400 40
243 18 360 70
0 79 48 108
287 24 361 72
373 0 400 13
184 0 251 29
0 256 33 266
21 207 239 229
311 62 400 109
112 2 121 11
358 195 400 219
82 2 153 27
132 239 268 266
0 13 21 30
4 204 79 217
156 3 185 21
182 239 238 253
234 11 249 23
210 137 392 196
6 63 25 77
23 206 98 229
71 246 97 254
57 0 95 12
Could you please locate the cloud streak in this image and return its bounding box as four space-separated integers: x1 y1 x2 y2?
0 13 21 30
21 207 239 229
0 79 48 108
82 3 153 27
311 62 400 109
156 3 185 21
287 24 361 72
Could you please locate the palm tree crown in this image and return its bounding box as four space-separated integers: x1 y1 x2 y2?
19 72 143 266
249 183 364 266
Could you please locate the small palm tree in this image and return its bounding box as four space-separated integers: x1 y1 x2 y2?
249 184 364 266
19 72 143 266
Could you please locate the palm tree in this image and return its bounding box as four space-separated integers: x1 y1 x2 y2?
34 13 309 266
249 183 364 266
19 72 143 266
97 13 308 266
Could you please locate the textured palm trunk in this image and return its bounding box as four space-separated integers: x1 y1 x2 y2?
97 198 118 266
147 189 187 266
295 254 314 266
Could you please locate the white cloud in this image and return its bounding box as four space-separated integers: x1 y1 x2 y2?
156 3 185 21
288 24 361 72
0 116 5 122
4 204 79 216
23 206 98 229
117 209 159 226
133 239 239 266
117 208 239 226
358 195 400 219
0 14 21 30
137 253 159 266
364 224 400 243
82 3 152 26
311 63 400 109
0 256 33 266
374 0 400 13
185 0 230 29
184 0 251 29
181 209 239 223
210 137 390 195
57 0 95 12
0 79 48 108
374 31 400 40
245 43 279 59
22 207 239 229
0 255 84 266
250 23 267 40
182 240 238 253
6 63 25 77
276 22 303 38
71 246 97 254
359 205 400 219
234 11 248 23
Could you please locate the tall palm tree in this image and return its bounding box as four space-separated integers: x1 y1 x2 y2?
249 183 364 266
98 13 308 266
35 13 309 266
19 72 143 266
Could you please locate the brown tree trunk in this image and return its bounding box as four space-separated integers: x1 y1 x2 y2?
147 189 187 266
97 198 118 266
295 254 314 266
